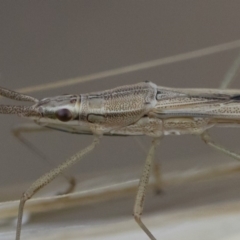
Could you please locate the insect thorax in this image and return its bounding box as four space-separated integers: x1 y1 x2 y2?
79 82 158 134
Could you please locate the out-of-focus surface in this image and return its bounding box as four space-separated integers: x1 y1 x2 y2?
1 1 240 239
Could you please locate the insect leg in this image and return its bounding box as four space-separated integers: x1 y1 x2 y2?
13 123 76 195
134 137 163 194
133 138 160 240
201 131 240 161
15 136 99 240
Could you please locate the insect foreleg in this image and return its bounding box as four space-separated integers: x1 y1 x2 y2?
16 137 99 240
12 123 76 195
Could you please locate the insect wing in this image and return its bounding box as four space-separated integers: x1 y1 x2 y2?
153 88 240 120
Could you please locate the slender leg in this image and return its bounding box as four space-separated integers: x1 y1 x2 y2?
13 123 76 195
134 137 163 194
15 137 99 240
201 131 240 161
133 138 160 240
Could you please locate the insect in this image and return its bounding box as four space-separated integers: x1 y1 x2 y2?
1 39 240 240
2 69 240 240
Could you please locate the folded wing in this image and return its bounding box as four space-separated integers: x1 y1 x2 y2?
153 87 240 120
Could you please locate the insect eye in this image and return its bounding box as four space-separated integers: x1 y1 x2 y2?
56 109 72 122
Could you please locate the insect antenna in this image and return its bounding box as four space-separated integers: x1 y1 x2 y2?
0 87 40 117
0 86 39 103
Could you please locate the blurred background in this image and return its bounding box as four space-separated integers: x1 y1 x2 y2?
1 1 240 239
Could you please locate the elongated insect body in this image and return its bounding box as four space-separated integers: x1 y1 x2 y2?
2 82 240 137
2 81 240 240
32 82 240 137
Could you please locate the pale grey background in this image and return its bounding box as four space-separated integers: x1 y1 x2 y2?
1 1 240 239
